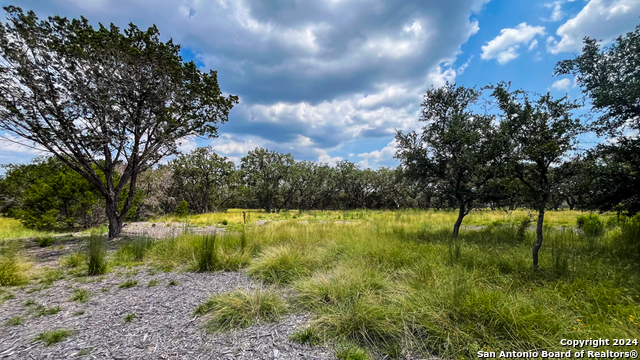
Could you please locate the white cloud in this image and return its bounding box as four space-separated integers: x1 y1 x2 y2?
550 78 572 91
528 39 538 51
356 140 398 168
547 0 640 54
318 151 343 166
481 23 546 64
542 1 564 22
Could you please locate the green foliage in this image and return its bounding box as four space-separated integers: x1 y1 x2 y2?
148 280 158 287
60 252 86 268
36 329 74 346
194 289 287 332
70 288 91 303
336 345 371 360
33 305 61 317
221 219 229 225
175 200 190 217
86 235 108 276
119 280 138 289
516 217 531 243
124 313 136 323
577 214 605 237
131 236 154 261
241 148 295 213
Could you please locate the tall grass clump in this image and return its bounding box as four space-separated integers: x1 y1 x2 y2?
131 236 154 261
516 217 531 243
194 289 287 332
197 234 218 272
0 241 27 286
35 329 74 346
247 245 316 284
86 235 108 276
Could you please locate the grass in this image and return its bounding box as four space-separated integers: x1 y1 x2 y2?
168 280 178 286
119 279 138 289
148 279 158 287
35 329 74 346
33 304 61 317
73 310 85 316
0 216 55 240
289 327 322 345
86 234 108 276
0 240 28 286
194 289 288 332
124 313 136 323
70 288 91 303
6 316 22 325
60 252 86 268
36 236 55 247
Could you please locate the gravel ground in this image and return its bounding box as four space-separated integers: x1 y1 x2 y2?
0 268 335 359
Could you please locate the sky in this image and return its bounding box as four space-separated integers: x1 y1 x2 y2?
1 0 639 169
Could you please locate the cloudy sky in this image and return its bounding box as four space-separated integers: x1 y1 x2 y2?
1 0 639 168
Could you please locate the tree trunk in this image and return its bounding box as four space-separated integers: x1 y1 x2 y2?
452 203 466 238
105 198 123 239
532 207 545 270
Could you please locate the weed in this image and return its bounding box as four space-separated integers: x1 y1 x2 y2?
148 280 158 287
70 288 91 303
119 280 138 289
73 310 85 316
40 269 64 285
77 348 91 356
168 280 178 286
7 316 22 325
101 287 109 292
24 298 36 306
86 235 108 276
33 305 61 317
221 219 229 226
194 289 287 332
36 329 74 346
335 344 371 360
124 313 136 323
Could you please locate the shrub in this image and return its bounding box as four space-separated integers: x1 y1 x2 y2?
576 214 604 237
194 289 287 332
86 235 107 276
36 329 74 346
197 234 217 272
175 200 189 217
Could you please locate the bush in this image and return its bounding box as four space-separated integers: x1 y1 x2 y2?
197 234 218 272
194 289 287 332
86 235 107 276
576 214 604 237
175 200 189 217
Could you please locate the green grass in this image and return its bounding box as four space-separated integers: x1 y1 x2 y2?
70 288 91 303
247 245 318 284
6 316 22 325
148 279 158 287
289 327 322 345
86 235 108 276
33 304 61 317
194 289 288 332
124 313 136 323
36 236 55 247
60 252 86 268
35 329 74 346
0 216 55 240
0 240 28 286
73 310 85 316
167 280 178 286
118 279 138 289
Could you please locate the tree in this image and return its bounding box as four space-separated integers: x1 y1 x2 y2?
491 83 581 270
241 148 294 213
555 22 640 215
171 146 238 213
0 7 238 238
396 83 506 238
1 157 102 229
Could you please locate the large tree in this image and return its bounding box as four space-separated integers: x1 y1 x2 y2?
396 83 506 238
0 7 238 238
555 22 640 215
491 83 581 270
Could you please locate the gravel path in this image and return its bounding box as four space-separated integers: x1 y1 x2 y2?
0 251 335 360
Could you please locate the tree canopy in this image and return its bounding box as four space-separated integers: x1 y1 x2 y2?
0 7 238 237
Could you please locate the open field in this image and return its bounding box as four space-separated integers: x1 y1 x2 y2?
1 209 638 359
